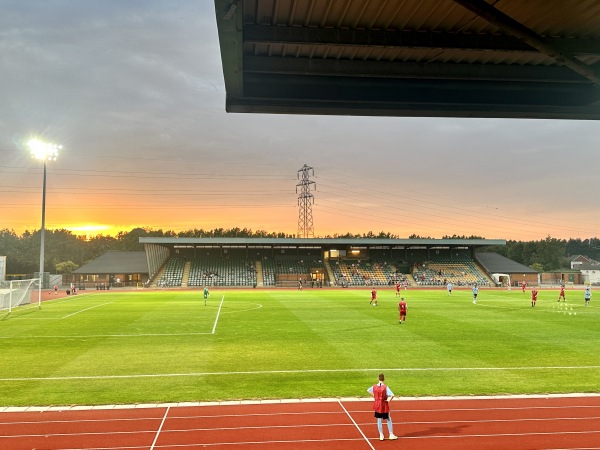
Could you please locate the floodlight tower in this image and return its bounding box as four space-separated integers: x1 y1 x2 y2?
28 139 60 290
296 164 316 238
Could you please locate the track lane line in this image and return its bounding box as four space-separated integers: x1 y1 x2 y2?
150 406 169 450
338 400 375 450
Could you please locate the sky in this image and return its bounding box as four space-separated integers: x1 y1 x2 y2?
1 0 599 242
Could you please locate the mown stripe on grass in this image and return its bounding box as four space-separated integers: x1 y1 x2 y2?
1 365 600 381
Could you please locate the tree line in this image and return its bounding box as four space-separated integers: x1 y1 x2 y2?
0 227 598 275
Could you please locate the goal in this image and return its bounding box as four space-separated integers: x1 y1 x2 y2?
0 279 39 313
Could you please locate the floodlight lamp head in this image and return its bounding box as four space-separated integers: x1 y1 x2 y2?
28 139 60 161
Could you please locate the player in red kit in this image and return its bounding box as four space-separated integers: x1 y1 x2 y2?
558 284 566 302
370 288 377 306
398 297 407 323
395 282 400 296
367 373 398 441
531 287 538 307
522 281 527 293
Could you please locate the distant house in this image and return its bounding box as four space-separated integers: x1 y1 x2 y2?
71 251 149 287
570 255 595 270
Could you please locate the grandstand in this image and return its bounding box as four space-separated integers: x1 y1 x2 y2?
156 256 185 287
411 258 492 287
136 237 504 289
187 257 256 287
331 259 393 287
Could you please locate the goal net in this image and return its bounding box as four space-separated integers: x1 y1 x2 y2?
0 279 39 313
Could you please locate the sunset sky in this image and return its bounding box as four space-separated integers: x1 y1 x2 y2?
1 1 599 241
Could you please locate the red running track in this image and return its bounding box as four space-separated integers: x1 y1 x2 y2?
1 395 600 449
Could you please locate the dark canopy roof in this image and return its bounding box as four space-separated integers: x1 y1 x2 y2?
214 0 600 119
476 252 538 274
74 251 148 274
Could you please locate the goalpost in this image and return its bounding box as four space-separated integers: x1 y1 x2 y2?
0 279 40 313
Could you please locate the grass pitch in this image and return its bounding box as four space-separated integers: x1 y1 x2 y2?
0 286 597 406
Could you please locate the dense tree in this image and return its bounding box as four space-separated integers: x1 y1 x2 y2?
84 234 118 263
55 260 78 274
529 262 544 273
533 236 565 271
565 238 600 260
0 229 28 274
44 229 85 271
116 227 148 251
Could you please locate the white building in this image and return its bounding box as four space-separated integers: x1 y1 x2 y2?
579 263 600 285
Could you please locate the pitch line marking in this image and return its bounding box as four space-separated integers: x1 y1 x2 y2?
338 399 376 450
211 295 224 334
149 406 169 450
2 365 600 382
61 302 113 319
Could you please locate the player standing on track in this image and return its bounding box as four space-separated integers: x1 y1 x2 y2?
558 284 566 302
398 297 407 323
584 285 591 306
370 288 378 306
472 284 478 304
203 286 209 305
531 287 538 307
367 373 398 441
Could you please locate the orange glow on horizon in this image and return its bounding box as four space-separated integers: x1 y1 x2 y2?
9 201 597 241
60 224 123 238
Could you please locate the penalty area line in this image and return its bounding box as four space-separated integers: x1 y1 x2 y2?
212 295 225 335
61 302 113 319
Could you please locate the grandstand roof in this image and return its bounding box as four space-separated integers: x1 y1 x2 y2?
140 237 504 248
476 252 538 274
74 251 148 274
214 0 600 120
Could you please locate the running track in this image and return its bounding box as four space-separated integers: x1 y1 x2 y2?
1 395 600 449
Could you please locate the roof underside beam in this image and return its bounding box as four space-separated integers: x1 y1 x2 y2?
451 0 600 85
244 24 600 58
244 55 589 84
